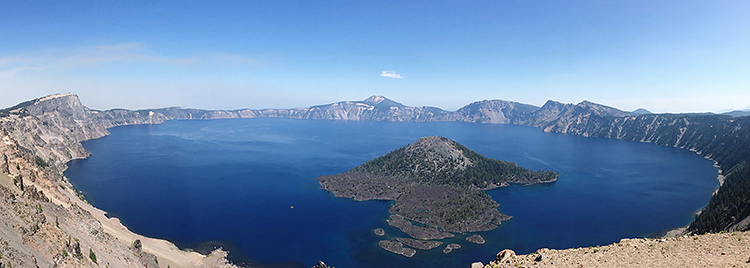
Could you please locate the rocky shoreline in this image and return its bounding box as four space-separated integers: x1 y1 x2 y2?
378 240 417 258
386 214 455 240
396 237 444 250
0 94 237 267
466 234 486 244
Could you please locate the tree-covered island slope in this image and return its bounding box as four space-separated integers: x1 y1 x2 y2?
318 136 557 255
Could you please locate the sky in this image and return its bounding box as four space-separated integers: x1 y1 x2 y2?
1 1 749 113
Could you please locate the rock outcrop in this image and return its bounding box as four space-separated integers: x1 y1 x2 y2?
395 237 443 250
378 240 417 257
466 234 486 244
480 231 750 268
442 243 461 254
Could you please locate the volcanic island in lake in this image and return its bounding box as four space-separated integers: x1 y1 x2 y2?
317 136 558 257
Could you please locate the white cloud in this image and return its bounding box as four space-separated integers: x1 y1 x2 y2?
380 70 403 78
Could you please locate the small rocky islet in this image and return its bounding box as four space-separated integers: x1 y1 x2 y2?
466 234 486 244
318 136 558 257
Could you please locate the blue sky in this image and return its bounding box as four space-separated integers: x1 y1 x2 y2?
1 1 749 113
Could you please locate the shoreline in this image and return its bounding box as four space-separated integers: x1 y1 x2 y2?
53 126 240 266
18 164 237 268
1 149 237 267
1 163 235 267
640 158 725 239
57 178 221 268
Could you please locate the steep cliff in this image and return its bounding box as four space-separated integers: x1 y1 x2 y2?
529 100 632 130
0 94 234 268
535 112 750 234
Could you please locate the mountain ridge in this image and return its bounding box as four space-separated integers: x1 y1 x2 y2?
1 93 749 267
3 94 749 234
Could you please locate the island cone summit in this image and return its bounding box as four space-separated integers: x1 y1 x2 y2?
404 136 473 170
332 136 558 191
318 136 558 255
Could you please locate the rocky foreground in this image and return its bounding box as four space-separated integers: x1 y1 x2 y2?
470 230 750 268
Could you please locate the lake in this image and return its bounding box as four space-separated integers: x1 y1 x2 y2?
64 118 719 268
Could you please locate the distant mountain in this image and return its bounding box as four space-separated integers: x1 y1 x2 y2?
531 100 632 134
147 95 451 122
116 95 642 132
631 108 652 115
359 95 405 108
446 99 539 124
722 110 750 118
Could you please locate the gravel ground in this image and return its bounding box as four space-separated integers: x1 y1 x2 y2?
472 230 750 268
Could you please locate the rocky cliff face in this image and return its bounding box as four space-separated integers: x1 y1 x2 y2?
538 112 750 234
0 94 158 173
541 114 749 167
0 94 159 267
535 100 632 133
0 94 233 267
446 100 538 124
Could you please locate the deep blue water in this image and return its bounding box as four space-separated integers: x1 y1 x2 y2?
64 118 719 268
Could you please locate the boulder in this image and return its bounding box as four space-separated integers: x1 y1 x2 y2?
535 253 545 262
311 260 328 268
496 249 516 263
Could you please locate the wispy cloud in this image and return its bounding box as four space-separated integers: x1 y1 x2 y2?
380 70 403 79
0 43 259 79
0 43 269 109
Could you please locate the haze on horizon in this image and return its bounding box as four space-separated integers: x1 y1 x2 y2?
1 1 749 113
